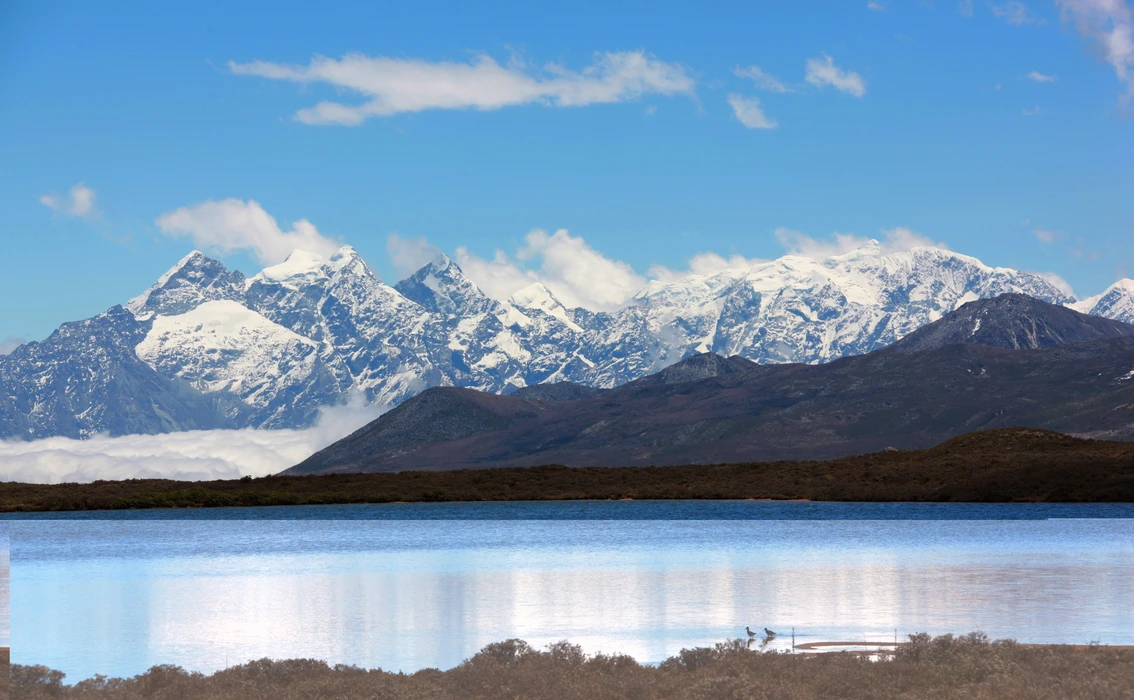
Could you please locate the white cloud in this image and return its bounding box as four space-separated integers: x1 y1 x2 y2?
647 252 766 284
868 1 886 10
805 54 867 97
452 229 647 311
454 246 538 301
1057 0 1134 98
993 1 1046 25
1025 70 1058 82
0 396 386 484
155 199 341 265
0 338 23 355
1034 228 1057 243
776 226 949 259
1034 271 1077 298
229 50 696 125
38 183 96 219
733 65 792 92
1023 104 1042 115
519 229 647 310
727 94 778 129
959 0 975 16
387 233 444 279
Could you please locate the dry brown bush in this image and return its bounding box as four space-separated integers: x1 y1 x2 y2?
11 633 1134 699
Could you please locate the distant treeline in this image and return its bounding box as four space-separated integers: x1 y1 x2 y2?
11 633 1134 699
2 428 1133 512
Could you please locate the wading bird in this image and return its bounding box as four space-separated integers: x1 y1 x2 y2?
764 628 777 638
746 626 757 638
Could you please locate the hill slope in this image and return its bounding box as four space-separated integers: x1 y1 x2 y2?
289 299 1134 473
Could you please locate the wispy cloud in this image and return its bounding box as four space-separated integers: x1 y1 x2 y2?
38 183 96 219
648 252 767 285
0 338 23 355
229 51 696 125
776 226 948 259
1023 104 1042 115
993 1 1046 25
1033 271 1076 298
1034 228 1057 243
805 54 867 97
959 0 975 16
1025 70 1058 82
727 94 778 129
387 233 445 279
733 65 792 93
155 199 341 265
868 1 886 10
1057 0 1134 98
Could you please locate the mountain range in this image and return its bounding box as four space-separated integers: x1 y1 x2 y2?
5 241 1134 441
289 294 1134 474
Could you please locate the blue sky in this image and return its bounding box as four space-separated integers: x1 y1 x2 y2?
1 0 1132 343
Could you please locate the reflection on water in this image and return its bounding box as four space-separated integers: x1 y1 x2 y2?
11 514 1134 680
0 522 7 648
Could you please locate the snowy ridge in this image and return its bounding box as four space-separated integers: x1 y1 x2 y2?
7 240 1131 438
1072 278 1134 324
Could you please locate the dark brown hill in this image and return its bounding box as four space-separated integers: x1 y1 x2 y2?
288 337 1134 474
888 293 1134 353
288 295 1134 475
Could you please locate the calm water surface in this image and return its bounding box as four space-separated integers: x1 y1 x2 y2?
10 502 1134 680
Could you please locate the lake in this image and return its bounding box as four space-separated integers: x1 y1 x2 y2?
9 501 1134 681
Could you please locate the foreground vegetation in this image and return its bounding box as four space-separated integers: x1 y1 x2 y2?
2 429 1132 512
11 633 1134 699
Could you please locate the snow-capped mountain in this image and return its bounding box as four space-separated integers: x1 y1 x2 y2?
1072 279 1134 325
4 240 1131 440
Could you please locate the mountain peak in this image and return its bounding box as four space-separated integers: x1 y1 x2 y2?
126 250 244 320
394 257 492 315
1072 278 1134 324
888 293 1134 353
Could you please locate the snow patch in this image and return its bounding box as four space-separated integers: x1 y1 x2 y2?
252 249 329 287
509 282 583 331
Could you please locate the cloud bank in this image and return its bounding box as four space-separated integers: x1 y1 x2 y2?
0 338 23 355
443 227 949 309
39 183 96 219
155 199 342 265
0 397 387 484
229 50 696 125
